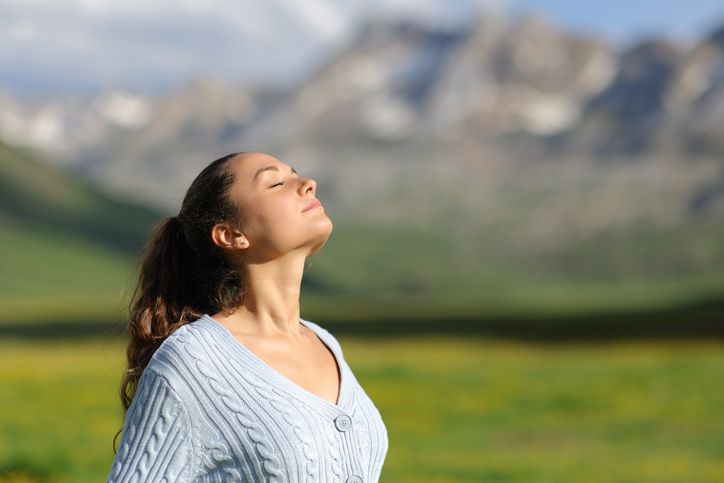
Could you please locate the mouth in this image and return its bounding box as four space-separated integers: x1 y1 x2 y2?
302 199 322 212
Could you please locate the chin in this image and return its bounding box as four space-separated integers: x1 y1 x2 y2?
309 223 333 256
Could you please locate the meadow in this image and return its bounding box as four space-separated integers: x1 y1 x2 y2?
1 331 723 482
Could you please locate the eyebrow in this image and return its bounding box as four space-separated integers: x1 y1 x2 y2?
253 165 297 181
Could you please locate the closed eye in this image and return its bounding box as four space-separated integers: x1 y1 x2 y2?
269 171 300 188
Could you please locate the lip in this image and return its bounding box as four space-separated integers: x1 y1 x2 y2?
302 199 322 212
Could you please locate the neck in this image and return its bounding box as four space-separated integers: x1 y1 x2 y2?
230 252 307 337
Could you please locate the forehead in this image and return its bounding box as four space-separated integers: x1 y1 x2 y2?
231 152 286 178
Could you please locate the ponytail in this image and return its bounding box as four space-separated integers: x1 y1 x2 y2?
113 216 202 453
127 215 196 374
113 151 247 454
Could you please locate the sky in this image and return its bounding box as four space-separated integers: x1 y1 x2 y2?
507 0 724 47
1 0 722 98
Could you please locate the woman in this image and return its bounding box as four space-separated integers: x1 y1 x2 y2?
108 152 389 482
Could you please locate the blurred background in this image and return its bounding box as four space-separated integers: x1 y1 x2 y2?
1 0 724 481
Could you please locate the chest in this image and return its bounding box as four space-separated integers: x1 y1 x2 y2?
232 332 342 406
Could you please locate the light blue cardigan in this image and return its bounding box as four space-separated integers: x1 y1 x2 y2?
108 314 389 482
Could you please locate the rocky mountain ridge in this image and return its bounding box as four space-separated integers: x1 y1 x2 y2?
1 11 722 247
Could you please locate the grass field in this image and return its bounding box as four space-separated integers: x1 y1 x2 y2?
1 332 723 482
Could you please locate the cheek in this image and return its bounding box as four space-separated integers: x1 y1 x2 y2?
248 200 300 239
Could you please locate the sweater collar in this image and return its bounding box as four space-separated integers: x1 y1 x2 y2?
197 314 351 415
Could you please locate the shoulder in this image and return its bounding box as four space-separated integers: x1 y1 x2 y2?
142 319 214 392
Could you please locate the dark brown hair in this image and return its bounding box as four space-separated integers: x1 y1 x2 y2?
113 152 247 453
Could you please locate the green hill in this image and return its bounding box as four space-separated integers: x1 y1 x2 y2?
1 139 723 328
0 141 164 324
301 217 724 324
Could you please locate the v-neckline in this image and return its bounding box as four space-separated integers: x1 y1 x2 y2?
200 314 348 412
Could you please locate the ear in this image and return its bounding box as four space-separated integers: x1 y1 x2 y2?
211 222 249 251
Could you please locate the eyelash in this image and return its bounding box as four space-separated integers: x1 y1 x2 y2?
270 172 302 188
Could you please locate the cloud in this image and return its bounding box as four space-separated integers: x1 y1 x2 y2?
0 0 488 97
0 0 357 96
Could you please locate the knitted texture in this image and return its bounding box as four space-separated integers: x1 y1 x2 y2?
108 315 389 482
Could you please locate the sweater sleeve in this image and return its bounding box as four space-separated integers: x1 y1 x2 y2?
107 367 197 482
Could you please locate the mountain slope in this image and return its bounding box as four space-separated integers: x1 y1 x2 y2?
0 140 164 323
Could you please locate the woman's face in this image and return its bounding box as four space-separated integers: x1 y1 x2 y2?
221 152 333 260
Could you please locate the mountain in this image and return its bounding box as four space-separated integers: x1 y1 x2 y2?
5 12 723 210
557 24 724 157
2 12 724 321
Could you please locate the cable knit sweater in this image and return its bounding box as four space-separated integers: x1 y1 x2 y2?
107 314 389 482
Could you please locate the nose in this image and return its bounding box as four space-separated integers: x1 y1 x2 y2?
299 177 316 196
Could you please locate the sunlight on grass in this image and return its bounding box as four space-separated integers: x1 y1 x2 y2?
0 332 723 482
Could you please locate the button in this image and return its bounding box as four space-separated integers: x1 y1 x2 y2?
345 476 363 483
334 414 352 432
